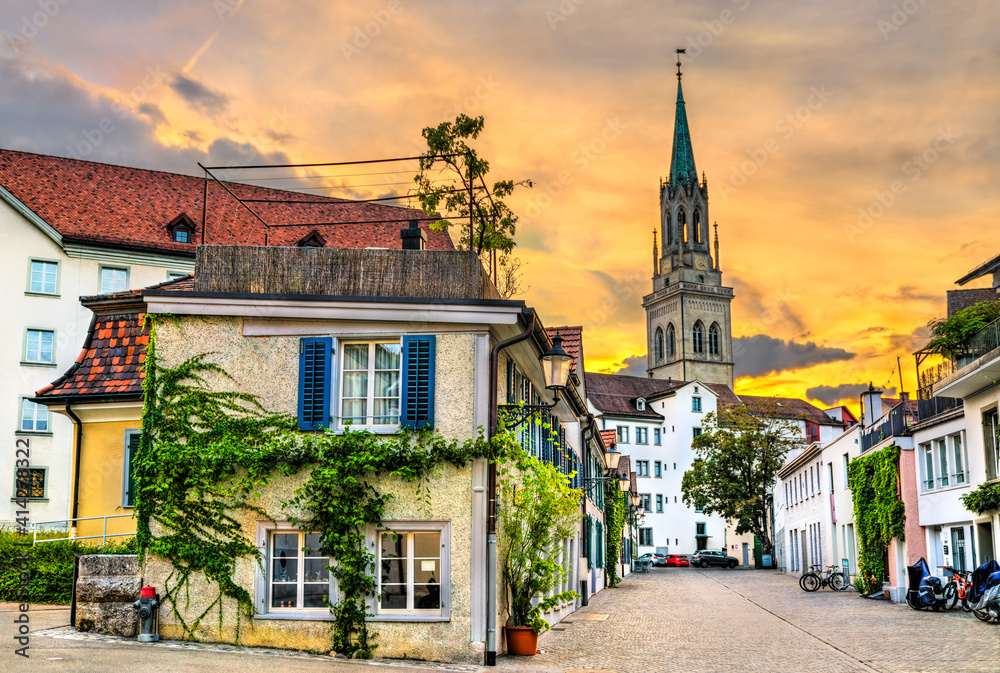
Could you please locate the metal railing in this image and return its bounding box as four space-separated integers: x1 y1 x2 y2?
31 515 134 546
968 318 1000 361
860 404 909 452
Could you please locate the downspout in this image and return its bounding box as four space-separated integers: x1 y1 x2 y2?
486 306 536 666
65 403 84 536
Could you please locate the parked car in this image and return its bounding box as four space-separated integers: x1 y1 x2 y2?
692 550 739 568
664 554 690 567
639 552 667 567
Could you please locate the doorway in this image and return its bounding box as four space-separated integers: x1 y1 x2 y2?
951 528 967 572
742 543 749 566
977 522 994 564
800 530 808 572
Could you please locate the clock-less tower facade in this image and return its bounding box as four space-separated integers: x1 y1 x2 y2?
643 62 735 388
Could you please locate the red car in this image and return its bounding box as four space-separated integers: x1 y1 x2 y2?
664 554 690 567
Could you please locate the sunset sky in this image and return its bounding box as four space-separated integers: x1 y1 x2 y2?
2 0 998 409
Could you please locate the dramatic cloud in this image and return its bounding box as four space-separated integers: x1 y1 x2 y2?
733 335 854 379
807 384 897 407
169 73 229 116
609 354 647 378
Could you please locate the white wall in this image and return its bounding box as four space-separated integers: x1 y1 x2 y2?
1 197 194 526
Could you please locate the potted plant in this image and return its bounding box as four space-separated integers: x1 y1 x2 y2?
497 451 581 656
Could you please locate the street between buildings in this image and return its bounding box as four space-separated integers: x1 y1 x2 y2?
7 569 998 673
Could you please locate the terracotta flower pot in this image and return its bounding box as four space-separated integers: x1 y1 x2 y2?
504 625 539 656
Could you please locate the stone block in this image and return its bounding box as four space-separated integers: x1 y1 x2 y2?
76 576 142 603
75 602 140 638
78 554 140 577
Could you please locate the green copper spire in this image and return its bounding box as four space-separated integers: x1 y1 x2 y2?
669 55 698 187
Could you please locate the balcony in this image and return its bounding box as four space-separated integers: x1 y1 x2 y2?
860 403 909 453
934 318 1000 399
914 349 961 421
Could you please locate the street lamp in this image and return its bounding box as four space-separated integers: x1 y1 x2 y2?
604 444 621 470
540 336 572 391
619 474 630 492
631 493 640 507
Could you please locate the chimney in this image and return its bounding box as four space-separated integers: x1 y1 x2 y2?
861 382 884 426
401 220 427 250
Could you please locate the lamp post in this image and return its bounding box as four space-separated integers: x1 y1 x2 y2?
497 336 573 429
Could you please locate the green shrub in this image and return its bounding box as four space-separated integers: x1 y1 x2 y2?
0 529 136 604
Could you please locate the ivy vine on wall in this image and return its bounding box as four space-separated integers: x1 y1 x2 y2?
134 318 519 658
846 444 905 595
603 487 625 588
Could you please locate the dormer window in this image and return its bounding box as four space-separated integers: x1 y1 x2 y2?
637 398 646 411
296 230 327 248
166 213 197 245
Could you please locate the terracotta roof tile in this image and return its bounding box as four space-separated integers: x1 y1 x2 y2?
35 312 147 400
0 149 454 254
545 326 584 375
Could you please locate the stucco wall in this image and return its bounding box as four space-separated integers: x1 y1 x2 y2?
75 419 140 540
899 448 926 567
143 316 483 662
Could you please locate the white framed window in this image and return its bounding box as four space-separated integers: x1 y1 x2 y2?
254 522 336 619
14 466 47 501
636 460 649 477
936 439 950 488
640 493 651 510
693 427 702 439
654 461 662 478
167 271 189 281
339 341 401 430
616 426 629 443
19 399 49 433
843 453 850 485
692 397 702 413
656 494 663 512
99 265 129 294
639 528 653 546
636 427 648 444
952 433 966 485
23 328 55 364
123 429 141 508
922 443 935 491
27 259 59 295
637 397 646 411
371 521 449 620
654 428 661 445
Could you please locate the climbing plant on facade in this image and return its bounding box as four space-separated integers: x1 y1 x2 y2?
846 444 906 595
961 481 1000 516
134 318 520 657
603 485 625 588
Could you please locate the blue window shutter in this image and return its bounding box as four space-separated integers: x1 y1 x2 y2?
298 337 332 431
401 335 435 430
588 516 595 570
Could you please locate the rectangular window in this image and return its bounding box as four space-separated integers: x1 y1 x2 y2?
269 531 331 611
639 528 653 546
24 329 55 364
640 494 651 510
167 271 189 281
985 409 999 481
692 397 702 413
100 265 129 294
19 399 49 432
340 341 401 428
654 461 662 478
123 430 141 507
14 467 46 500
656 494 663 512
377 528 444 616
809 467 814 495
654 428 661 445
693 427 702 439
27 259 59 295
843 454 850 486
936 439 949 487
636 460 649 477
817 462 822 493
616 426 629 443
696 522 706 536
636 427 648 444
828 463 834 493
953 434 965 485
923 443 935 491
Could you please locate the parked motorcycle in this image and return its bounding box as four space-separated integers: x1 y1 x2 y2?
969 559 1000 622
906 558 952 611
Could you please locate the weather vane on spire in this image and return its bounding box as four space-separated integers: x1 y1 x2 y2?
675 48 686 80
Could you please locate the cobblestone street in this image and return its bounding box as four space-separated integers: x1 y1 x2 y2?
494 569 1000 673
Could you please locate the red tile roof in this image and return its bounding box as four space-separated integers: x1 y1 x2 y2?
735 394 842 425
35 311 148 400
0 149 454 255
545 326 583 376
600 429 618 451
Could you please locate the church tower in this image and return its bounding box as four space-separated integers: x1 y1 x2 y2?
643 54 734 388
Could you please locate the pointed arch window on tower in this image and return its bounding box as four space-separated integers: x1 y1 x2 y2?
679 209 687 245
694 209 702 244
692 322 704 354
709 323 721 356
667 324 676 357
655 327 665 363
664 213 672 246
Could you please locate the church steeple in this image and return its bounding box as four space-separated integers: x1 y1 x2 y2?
668 57 698 188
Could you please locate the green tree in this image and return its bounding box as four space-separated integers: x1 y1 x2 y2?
925 300 1000 360
414 114 532 297
681 400 804 558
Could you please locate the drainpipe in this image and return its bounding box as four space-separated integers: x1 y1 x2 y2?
65 403 84 537
485 307 536 666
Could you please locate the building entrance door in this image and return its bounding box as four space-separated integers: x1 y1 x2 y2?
952 528 967 572
800 530 808 572
977 522 994 563
742 543 749 566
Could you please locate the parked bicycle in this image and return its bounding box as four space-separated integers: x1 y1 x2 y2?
941 566 972 611
799 564 849 592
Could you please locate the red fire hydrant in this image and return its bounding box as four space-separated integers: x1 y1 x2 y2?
133 586 160 642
